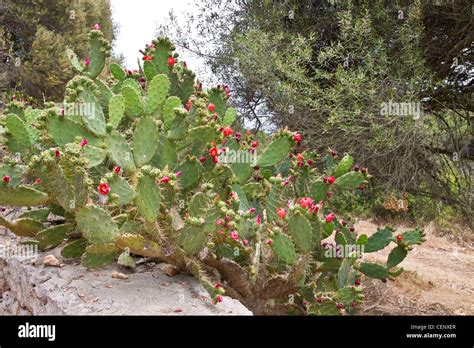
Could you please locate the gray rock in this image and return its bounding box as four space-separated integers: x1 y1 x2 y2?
0 235 252 315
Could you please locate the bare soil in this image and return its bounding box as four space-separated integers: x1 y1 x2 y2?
356 220 474 315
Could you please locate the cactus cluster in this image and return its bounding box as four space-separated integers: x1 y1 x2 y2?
0 27 425 315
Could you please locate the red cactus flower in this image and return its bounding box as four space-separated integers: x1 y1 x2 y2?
214 283 222 289
299 197 314 209
3 175 10 183
216 295 223 303
325 212 335 223
296 153 304 162
326 176 335 184
276 208 287 219
209 147 218 157
185 99 192 111
161 176 170 184
113 166 121 174
167 57 175 67
230 231 239 240
55 150 60 158
248 208 256 215
35 178 41 185
293 132 302 143
265 239 273 245
396 234 403 241
255 214 262 225
331 150 337 157
222 127 233 137
212 156 219 164
143 55 153 61
80 138 88 147
98 182 110 195
175 171 182 177
207 103 216 112
84 57 90 66
199 156 206 163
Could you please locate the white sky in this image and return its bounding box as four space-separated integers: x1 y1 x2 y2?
110 0 205 73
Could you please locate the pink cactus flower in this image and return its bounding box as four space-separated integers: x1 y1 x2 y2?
230 231 239 240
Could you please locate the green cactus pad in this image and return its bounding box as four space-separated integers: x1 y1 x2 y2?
61 160 88 209
82 145 107 167
162 96 181 127
135 172 162 222
332 154 354 178
36 223 74 250
0 216 44 237
46 115 102 147
66 48 84 73
271 233 297 265
0 185 51 206
337 257 351 288
231 183 252 212
122 78 143 96
151 38 174 74
107 131 136 171
187 125 219 143
334 171 365 190
189 192 209 217
150 135 177 169
143 60 157 80
146 74 169 114
119 221 143 234
223 107 237 126
108 95 126 129
231 163 253 184
179 225 207 255
110 63 126 80
80 87 107 136
175 159 201 190
115 233 164 258
18 208 50 222
308 301 342 316
6 114 31 148
0 164 25 187
208 90 226 116
108 176 136 206
133 117 158 167
266 184 284 223
288 212 314 253
386 246 407 268
364 227 392 252
81 243 120 268
94 79 113 109
122 86 143 117
180 70 195 102
61 238 88 258
256 136 292 167
358 262 390 279
321 221 334 238
400 229 425 245
76 206 119 245
88 32 109 79
310 181 329 202
32 156 75 212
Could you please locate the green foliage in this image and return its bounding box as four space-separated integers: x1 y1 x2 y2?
0 29 424 316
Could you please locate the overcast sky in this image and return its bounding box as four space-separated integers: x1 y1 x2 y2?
110 0 205 72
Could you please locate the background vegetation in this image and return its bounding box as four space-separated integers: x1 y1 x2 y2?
158 0 473 228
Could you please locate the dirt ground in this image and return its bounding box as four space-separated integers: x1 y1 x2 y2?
356 220 474 315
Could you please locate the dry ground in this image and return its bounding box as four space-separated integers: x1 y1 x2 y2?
356 220 474 315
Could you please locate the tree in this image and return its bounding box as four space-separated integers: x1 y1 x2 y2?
158 0 473 226
0 0 115 104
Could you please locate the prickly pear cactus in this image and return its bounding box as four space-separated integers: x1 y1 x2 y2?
0 27 425 315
